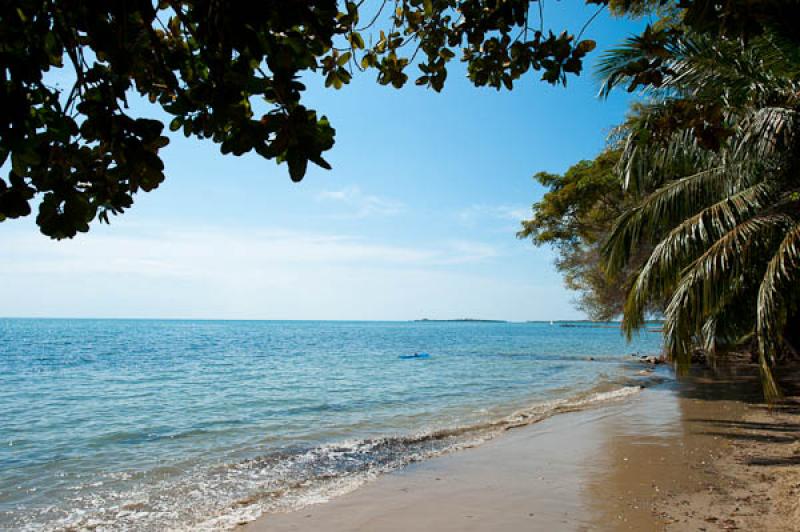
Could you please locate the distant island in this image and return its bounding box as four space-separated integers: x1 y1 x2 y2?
414 318 507 323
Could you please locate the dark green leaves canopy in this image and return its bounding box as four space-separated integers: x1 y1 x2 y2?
518 151 633 320
1 0 600 238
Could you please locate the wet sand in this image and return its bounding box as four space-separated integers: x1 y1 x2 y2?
243 372 799 531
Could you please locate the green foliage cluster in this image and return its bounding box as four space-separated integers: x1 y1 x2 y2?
1 0 600 238
520 151 621 246
517 150 643 320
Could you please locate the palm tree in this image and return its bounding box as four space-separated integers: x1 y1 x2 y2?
597 28 800 399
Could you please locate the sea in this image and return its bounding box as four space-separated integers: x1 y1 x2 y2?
0 319 664 530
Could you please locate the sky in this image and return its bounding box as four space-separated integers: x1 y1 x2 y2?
0 5 647 321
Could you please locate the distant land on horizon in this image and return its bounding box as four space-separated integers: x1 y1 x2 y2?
524 319 665 324
0 317 668 324
413 318 508 323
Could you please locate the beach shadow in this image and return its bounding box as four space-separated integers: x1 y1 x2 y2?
750 403 800 415
676 377 764 403
696 431 799 444
669 362 800 405
687 415 800 468
688 419 800 433
746 456 800 466
647 362 767 403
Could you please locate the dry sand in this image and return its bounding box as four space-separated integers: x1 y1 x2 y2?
242 370 800 531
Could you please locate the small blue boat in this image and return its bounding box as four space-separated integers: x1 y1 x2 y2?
399 352 430 360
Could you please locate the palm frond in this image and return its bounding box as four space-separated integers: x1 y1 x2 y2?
598 24 800 399
603 164 750 275
735 107 799 162
660 213 793 367
620 182 776 336
757 222 800 364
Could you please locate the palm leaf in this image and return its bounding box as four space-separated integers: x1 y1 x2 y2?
757 221 800 364
621 182 776 336
660 213 792 368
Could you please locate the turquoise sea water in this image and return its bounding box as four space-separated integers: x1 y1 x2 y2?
0 319 663 530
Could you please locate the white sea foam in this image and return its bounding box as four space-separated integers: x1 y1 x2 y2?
15 384 649 532
197 385 647 531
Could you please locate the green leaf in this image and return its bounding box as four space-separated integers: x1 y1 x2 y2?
337 52 352 67
349 32 365 49
287 153 308 182
576 40 597 54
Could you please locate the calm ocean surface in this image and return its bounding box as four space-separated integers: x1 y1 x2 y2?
0 319 663 530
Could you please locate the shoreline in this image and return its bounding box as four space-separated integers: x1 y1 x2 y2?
242 371 799 531
0 320 665 531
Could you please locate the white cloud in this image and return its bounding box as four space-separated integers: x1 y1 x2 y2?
436 240 499 264
457 204 531 226
0 223 580 320
315 186 405 218
0 226 500 280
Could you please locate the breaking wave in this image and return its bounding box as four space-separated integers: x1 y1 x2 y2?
26 384 647 531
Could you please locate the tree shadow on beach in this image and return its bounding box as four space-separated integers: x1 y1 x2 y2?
675 369 765 403
697 430 798 444
668 363 800 471
690 419 800 433
749 403 800 415
745 455 800 466
669 362 800 404
688 416 800 468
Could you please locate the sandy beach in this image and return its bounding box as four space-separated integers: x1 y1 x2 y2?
244 370 800 531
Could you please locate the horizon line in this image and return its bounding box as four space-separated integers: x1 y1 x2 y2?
0 316 612 323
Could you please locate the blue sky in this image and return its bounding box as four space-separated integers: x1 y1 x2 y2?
0 5 646 320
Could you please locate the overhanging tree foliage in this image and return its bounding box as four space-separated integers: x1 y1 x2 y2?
1 0 604 239
4 0 795 239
